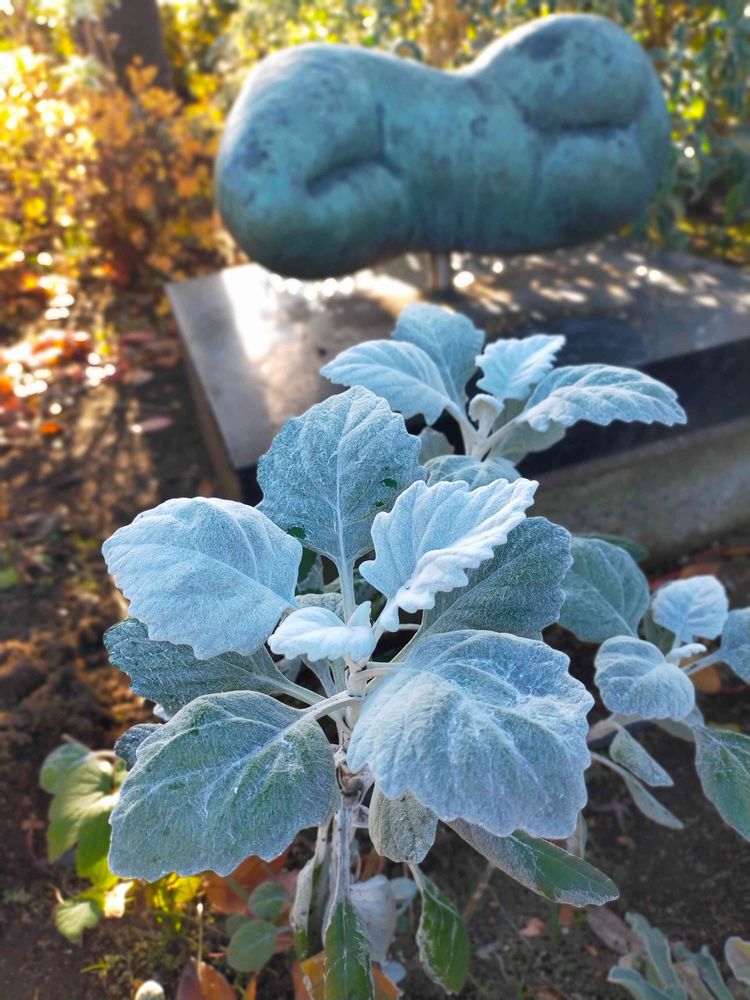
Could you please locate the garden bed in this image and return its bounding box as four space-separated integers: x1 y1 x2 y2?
0 306 748 999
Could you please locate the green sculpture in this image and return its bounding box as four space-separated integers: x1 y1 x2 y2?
216 14 669 279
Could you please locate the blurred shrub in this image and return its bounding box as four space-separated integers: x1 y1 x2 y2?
1 1 221 294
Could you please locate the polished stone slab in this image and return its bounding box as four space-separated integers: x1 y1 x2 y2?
168 238 750 510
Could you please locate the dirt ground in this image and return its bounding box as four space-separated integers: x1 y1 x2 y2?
0 297 748 999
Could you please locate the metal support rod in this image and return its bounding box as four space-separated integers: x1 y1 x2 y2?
427 252 453 293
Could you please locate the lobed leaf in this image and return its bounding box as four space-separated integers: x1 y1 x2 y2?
368 786 437 864
348 630 592 840
391 303 484 408
361 478 537 631
476 334 565 406
718 607 750 682
595 637 696 720
103 497 301 659
489 416 568 463
451 822 618 906
105 618 295 717
424 454 520 489
512 364 687 435
269 602 375 662
258 387 422 569
109 692 338 880
418 427 454 463
321 339 458 424
651 576 729 644
114 723 161 770
559 537 649 643
417 517 571 642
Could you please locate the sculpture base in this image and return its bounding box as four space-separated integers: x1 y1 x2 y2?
167 238 750 556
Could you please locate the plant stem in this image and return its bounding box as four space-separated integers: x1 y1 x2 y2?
304 690 362 722
684 650 721 675
338 559 357 621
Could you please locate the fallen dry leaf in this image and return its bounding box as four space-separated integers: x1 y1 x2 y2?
520 917 546 939
587 906 640 955
176 958 235 1000
293 953 400 999
691 665 723 694
203 853 288 915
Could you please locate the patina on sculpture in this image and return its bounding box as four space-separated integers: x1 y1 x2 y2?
216 14 670 279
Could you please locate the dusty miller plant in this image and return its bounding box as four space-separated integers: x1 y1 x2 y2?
321 302 688 486
608 911 750 999
101 311 750 994
322 304 750 846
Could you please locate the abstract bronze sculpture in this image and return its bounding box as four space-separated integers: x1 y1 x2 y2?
216 14 670 278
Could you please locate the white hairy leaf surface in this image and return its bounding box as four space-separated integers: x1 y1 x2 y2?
608 966 677 1000
102 498 301 659
369 786 437 863
651 575 729 643
321 339 457 423
665 642 707 664
609 727 672 787
489 418 568 463
360 478 537 631
692 724 750 840
349 875 398 964
511 364 687 434
725 937 750 986
424 454 520 489
622 774 683 829
595 637 696 720
109 692 338 880
467 392 504 427
417 518 571 641
391 302 485 408
559 537 650 642
450 821 618 906
418 427 454 463
348 630 592 839
105 618 294 716
718 608 750 682
258 387 422 567
476 334 565 406
269 602 376 662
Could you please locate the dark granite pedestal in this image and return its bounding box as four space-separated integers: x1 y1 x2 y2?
168 238 750 557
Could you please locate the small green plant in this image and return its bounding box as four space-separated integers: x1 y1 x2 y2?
97 308 750 994
40 738 283 963
609 912 750 999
